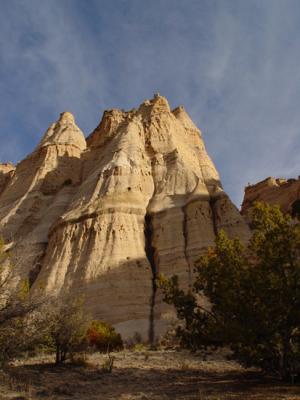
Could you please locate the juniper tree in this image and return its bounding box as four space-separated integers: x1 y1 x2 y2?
160 203 300 380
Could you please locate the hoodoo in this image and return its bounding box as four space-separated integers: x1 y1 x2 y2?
0 95 250 340
242 176 300 220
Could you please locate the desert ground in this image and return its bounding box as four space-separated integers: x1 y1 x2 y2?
1 349 300 400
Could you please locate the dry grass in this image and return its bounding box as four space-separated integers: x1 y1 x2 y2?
0 350 300 399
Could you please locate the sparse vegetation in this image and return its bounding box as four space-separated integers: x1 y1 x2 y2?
0 204 300 398
101 353 115 373
0 240 123 369
0 238 45 367
160 203 300 381
44 294 90 364
1 350 300 399
86 320 123 353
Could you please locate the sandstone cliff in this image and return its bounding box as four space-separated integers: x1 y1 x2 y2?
241 176 300 220
0 95 250 340
0 163 15 195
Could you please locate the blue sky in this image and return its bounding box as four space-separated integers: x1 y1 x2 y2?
0 0 299 206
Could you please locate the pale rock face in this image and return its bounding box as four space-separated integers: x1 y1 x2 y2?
241 176 300 220
0 113 86 282
0 95 250 340
37 112 87 151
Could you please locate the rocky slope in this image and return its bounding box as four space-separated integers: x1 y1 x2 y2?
241 176 300 220
0 95 250 340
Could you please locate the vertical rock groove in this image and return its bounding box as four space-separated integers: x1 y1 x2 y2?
144 213 157 344
0 95 252 339
182 205 192 286
209 197 218 236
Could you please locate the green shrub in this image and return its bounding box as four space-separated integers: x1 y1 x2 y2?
86 321 123 352
44 295 90 365
160 202 300 381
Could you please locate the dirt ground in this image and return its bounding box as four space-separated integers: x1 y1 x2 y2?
1 349 300 400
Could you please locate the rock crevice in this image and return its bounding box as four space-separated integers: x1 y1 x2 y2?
0 94 250 340
144 213 157 344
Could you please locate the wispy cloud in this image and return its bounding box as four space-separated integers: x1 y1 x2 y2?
0 0 299 206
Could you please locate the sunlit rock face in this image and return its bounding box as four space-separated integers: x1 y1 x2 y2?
241 177 300 221
0 95 250 340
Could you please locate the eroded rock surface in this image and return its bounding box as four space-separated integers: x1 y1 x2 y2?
0 95 250 340
0 163 15 195
241 176 300 220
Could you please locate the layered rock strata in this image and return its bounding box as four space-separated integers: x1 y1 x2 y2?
241 176 300 220
0 95 250 340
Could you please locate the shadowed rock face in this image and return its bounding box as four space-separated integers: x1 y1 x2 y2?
241 177 300 221
0 163 15 195
0 95 250 340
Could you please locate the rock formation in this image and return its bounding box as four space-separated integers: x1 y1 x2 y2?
241 176 300 220
0 95 250 340
0 163 15 195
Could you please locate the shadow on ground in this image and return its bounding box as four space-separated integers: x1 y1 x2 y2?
2 352 300 400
